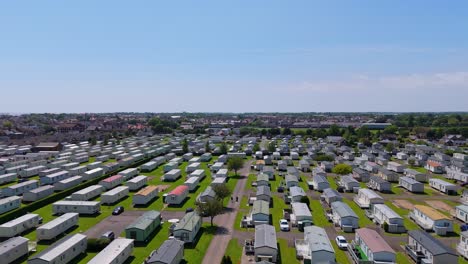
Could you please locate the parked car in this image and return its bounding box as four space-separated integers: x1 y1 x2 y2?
335 235 348 250
112 206 124 215
101 231 115 241
279 219 290 231
277 186 284 193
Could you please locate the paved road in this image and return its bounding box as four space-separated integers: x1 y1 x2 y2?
202 160 252 264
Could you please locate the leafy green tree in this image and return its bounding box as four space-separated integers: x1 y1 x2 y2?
268 141 276 153
385 143 394 152
2 120 13 129
213 183 232 205
182 138 189 153
328 124 341 136
332 164 353 175
282 127 292 135
205 141 210 152
89 137 97 146
196 199 223 226
227 157 244 176
252 143 260 153
220 142 228 155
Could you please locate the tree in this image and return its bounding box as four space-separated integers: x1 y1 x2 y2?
385 143 394 153
268 141 276 153
205 141 210 153
221 256 233 264
252 143 260 153
2 120 13 130
213 183 232 205
408 158 416 166
182 138 189 153
102 135 109 146
196 199 223 226
89 137 97 146
332 164 353 175
328 124 341 136
227 157 244 176
282 127 291 135
220 142 228 155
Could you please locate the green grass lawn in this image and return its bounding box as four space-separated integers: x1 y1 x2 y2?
391 183 404 195
224 237 243 264
384 201 419 231
332 243 351 264
310 200 332 227
396 252 412 264
342 199 373 227
80 156 96 166
408 166 428 174
277 238 300 264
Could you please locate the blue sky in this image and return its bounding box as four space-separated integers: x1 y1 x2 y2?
1 1 467 113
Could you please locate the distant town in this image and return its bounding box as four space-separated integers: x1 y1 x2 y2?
0 112 467 264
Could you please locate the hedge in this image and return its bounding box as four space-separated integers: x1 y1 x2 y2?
0 155 158 224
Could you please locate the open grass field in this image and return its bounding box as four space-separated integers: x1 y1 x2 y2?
225 237 243 264
277 238 300 264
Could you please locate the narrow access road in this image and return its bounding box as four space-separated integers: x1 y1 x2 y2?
202 160 252 264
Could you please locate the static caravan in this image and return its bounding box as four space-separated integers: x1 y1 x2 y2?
99 175 124 190
120 168 139 180
103 162 120 172
37 213 79 240
429 178 458 195
96 154 110 162
87 239 133 264
52 201 101 215
211 162 223 172
188 157 201 165
197 186 216 203
5 164 28 174
147 238 184 264
200 153 212 162
410 205 453 235
0 196 21 214
169 157 183 165
166 185 189 205
125 210 161 242
0 213 40 238
409 230 458 264
126 175 148 191
312 174 329 192
185 162 200 173
399 176 424 193
387 161 405 173
133 185 159 205
404 168 428 182
320 188 342 205
288 186 306 203
163 162 178 173
455 204 468 223
23 185 55 202
82 167 104 181
299 226 335 263
256 174 269 187
141 161 158 172
3 180 39 197
352 228 396 263
0 236 29 264
61 162 79 171
254 224 278 263
163 169 181 182
352 168 370 183
28 234 87 264
39 167 61 177
20 165 47 178
153 156 166 167
54 176 83 191
372 204 405 233
277 160 287 171
173 212 201 244
68 165 87 176
291 202 313 227
367 176 391 193
377 168 399 183
256 186 271 203
48 160 68 169
0 172 17 185
339 175 359 192
251 200 270 225
182 152 193 161
214 168 228 178
72 154 89 163
40 171 69 185
189 169 205 180
285 174 299 188
354 188 384 209
71 185 104 201
330 201 359 232
101 186 129 205
184 177 200 192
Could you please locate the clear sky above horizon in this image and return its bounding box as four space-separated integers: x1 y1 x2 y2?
1 1 467 113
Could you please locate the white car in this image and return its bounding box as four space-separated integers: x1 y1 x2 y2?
335 236 348 250
279 219 290 231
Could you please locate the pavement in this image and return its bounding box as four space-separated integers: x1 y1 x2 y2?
202 160 252 264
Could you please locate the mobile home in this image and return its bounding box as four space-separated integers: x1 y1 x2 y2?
28 234 87 264
87 238 134 264
0 173 17 185
166 185 189 205
408 230 458 264
20 165 47 178
126 175 148 191
133 185 159 205
339 175 359 192
367 176 391 193
185 162 200 173
82 168 104 181
54 176 83 191
410 205 453 235
101 186 129 205
354 188 384 209
2 180 39 197
52 200 101 215
23 185 55 202
184 177 200 192
311 174 329 192
404 168 428 182
37 213 79 241
71 185 104 201
196 186 216 203
215 168 228 178
99 175 124 190
0 236 29 264
399 176 425 193
387 161 405 173
40 171 69 185
173 212 201 243
320 188 342 205
429 178 458 195
254 224 278 263
0 213 40 238
0 195 21 214
189 169 205 179
163 169 181 182
147 238 184 264
372 204 405 233
352 228 396 263
120 168 139 180
125 210 161 242
330 201 359 232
